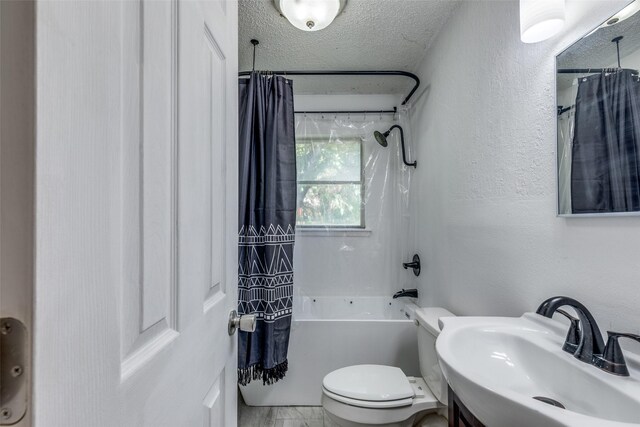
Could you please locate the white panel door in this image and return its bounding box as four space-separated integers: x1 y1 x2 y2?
33 0 238 426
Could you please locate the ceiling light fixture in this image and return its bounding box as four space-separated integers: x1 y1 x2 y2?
520 0 565 43
276 0 347 32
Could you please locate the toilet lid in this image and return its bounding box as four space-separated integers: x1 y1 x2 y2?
322 365 414 402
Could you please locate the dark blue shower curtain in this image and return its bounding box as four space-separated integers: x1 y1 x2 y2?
237 72 297 385
571 70 640 213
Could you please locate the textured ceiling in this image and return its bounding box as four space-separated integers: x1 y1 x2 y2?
238 0 460 96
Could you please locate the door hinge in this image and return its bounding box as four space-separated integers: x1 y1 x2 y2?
0 318 27 425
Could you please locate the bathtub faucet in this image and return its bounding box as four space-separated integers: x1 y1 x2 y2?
403 254 421 276
393 289 418 299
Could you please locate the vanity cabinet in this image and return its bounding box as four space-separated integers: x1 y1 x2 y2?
448 387 486 427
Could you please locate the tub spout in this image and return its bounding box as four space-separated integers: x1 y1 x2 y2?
393 289 418 299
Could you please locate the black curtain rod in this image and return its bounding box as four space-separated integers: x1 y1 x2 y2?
295 109 397 115
558 67 639 74
238 70 420 106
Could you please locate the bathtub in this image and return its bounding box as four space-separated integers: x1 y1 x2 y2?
239 296 420 406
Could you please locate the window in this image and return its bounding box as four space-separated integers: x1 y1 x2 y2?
296 137 364 228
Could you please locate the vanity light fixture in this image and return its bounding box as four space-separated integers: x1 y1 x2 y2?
584 0 640 38
276 0 347 32
520 0 565 43
601 0 640 28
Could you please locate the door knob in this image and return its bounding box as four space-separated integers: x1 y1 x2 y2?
228 310 257 336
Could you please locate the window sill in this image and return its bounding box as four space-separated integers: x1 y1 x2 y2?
296 228 372 237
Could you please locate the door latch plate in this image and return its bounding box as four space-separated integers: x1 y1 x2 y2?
1 318 27 425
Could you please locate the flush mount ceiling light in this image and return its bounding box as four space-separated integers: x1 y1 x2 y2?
276 0 347 32
520 0 565 43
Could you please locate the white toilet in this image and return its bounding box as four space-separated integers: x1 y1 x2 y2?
321 307 454 427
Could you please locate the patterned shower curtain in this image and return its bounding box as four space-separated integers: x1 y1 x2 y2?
237 72 297 385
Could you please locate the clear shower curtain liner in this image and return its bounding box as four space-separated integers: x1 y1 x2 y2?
558 108 575 214
292 107 419 302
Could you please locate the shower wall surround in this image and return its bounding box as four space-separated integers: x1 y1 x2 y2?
292 94 419 298
410 0 640 354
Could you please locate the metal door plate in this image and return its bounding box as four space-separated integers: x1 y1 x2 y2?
1 318 27 425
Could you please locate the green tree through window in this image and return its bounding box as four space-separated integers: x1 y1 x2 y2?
296 137 364 227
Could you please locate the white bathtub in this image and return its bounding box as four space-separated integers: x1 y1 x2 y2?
240 296 420 406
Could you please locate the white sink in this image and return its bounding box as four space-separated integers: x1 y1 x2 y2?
436 313 640 427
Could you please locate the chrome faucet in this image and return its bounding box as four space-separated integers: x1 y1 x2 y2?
393 289 418 299
536 296 605 364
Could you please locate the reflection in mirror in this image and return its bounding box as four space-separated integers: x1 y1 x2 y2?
556 1 640 215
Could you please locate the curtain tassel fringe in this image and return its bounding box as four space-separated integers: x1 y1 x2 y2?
238 360 288 386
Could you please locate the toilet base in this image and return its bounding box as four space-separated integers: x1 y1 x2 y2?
324 407 447 427
322 381 444 427
324 410 417 427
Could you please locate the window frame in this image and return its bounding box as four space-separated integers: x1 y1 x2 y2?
295 136 366 229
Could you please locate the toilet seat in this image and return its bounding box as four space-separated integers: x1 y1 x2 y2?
321 364 438 412
322 387 414 409
323 365 414 403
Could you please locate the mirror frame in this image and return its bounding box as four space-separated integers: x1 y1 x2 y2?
555 0 640 217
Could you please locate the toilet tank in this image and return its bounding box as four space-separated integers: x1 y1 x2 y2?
415 307 455 405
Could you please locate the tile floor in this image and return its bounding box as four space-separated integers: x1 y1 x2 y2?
238 395 339 427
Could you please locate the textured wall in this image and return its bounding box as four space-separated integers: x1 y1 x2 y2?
411 0 640 354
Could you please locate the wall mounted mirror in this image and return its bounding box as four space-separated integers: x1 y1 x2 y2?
556 1 640 216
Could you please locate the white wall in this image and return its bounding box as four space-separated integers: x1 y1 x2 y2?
411 0 640 353
292 94 420 298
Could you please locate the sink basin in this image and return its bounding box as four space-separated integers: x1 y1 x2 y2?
436 313 640 427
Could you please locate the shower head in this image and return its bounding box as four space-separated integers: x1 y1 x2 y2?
373 130 389 147
373 125 417 168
